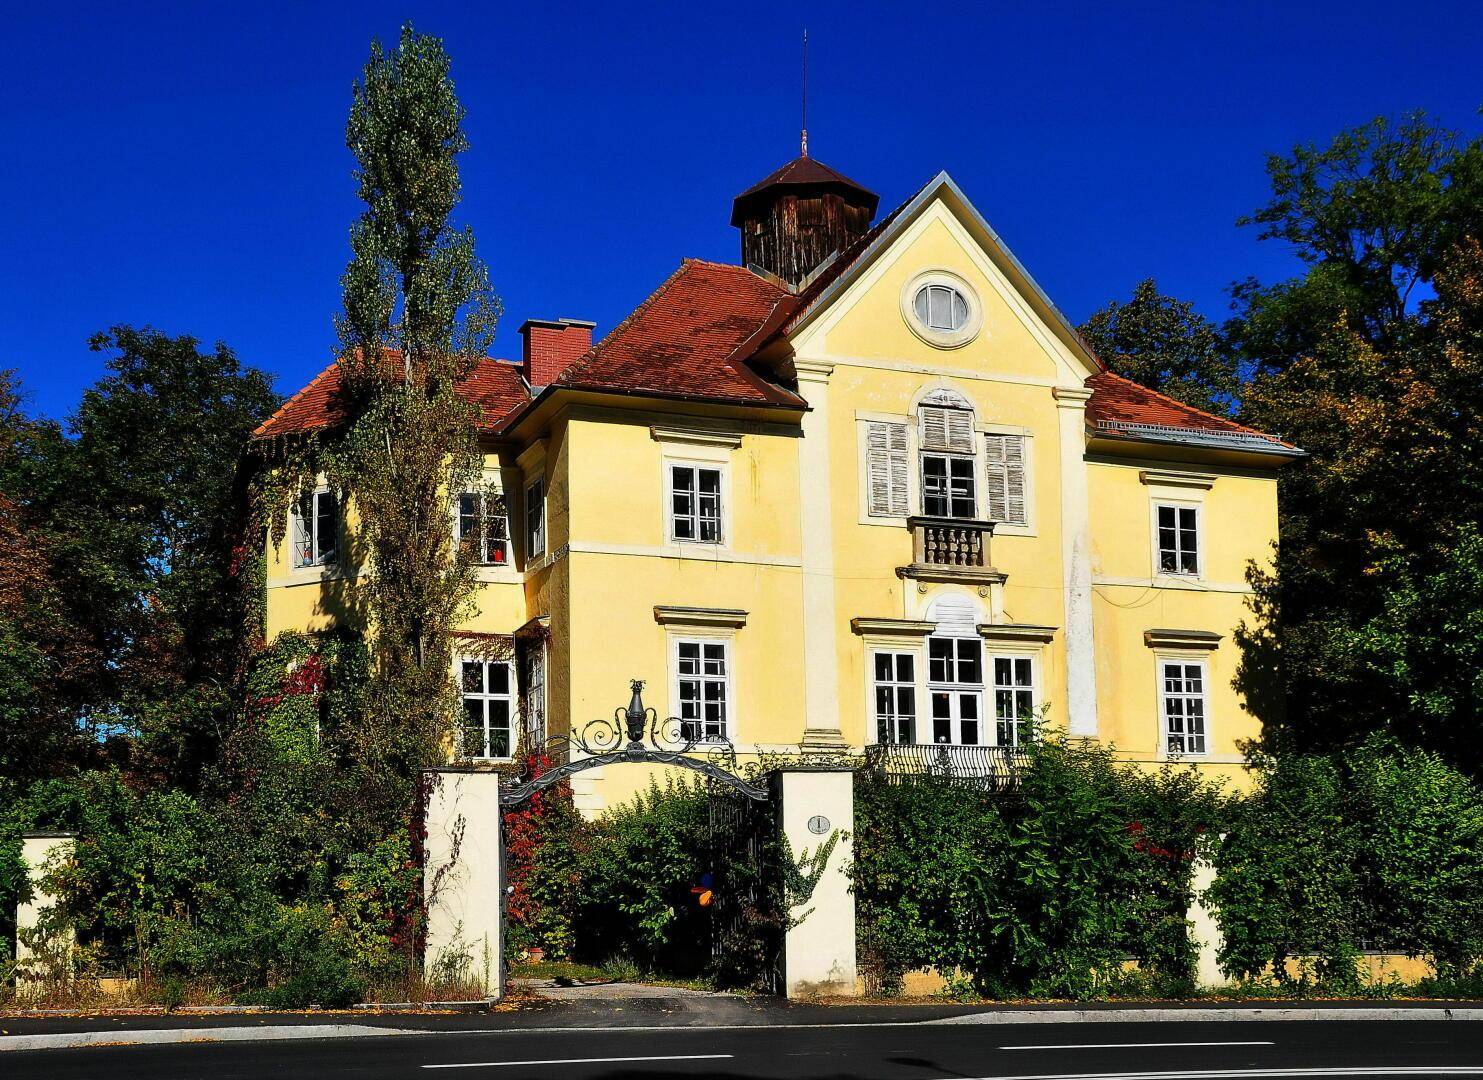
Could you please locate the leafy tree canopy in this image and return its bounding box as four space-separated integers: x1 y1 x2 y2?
1078 278 1240 415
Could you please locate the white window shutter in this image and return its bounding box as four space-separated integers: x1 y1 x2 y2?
984 434 1028 525
919 405 974 453
866 421 909 517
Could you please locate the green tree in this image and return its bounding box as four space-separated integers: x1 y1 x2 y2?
323 24 500 776
5 331 279 785
1078 278 1240 415
1237 231 1483 767
1230 112 1483 373
0 370 97 781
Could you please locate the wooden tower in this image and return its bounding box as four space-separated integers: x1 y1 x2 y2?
731 156 879 288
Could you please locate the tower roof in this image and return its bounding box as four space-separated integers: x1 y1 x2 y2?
730 155 879 226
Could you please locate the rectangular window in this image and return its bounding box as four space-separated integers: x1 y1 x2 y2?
872 651 916 744
670 464 723 543
927 636 984 745
675 639 728 741
864 420 910 517
457 492 509 565
1162 660 1208 756
459 658 514 760
525 478 545 560
984 434 1028 526
992 656 1035 746
922 454 977 518
1156 503 1200 575
521 640 546 747
293 488 339 568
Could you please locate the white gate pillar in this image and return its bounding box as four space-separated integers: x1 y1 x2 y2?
1188 842 1230 989
15 831 76 972
423 769 503 999
775 768 858 998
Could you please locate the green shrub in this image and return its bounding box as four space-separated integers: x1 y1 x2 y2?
573 778 711 975
1211 736 1483 986
853 740 1228 998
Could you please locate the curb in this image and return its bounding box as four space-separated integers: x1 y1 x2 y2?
0 1024 420 1053
924 1007 1483 1025
353 1000 495 1013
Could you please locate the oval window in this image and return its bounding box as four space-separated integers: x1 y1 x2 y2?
914 283 969 333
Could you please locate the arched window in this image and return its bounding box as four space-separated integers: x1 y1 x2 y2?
925 595 985 745
918 390 977 520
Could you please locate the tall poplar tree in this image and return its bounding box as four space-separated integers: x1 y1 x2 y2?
330 25 500 772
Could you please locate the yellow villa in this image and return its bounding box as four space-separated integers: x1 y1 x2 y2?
252 155 1301 812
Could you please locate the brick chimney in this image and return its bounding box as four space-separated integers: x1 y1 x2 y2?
520 318 595 388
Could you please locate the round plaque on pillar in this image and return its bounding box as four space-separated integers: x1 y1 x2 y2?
807 814 831 835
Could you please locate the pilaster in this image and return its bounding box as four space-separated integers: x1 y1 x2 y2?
1053 385 1099 737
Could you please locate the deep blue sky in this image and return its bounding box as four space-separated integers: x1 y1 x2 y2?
5 1 1481 419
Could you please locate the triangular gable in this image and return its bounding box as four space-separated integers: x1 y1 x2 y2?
763 172 1104 384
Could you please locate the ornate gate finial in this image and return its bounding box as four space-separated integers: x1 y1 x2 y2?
624 679 648 747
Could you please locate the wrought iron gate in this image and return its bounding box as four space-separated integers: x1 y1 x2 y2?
707 777 783 993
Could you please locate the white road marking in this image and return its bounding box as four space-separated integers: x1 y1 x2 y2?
422 1053 734 1070
954 1069 1483 1080
1000 1043 1276 1051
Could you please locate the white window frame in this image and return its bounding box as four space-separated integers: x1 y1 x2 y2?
1153 501 1202 578
666 462 725 545
926 633 986 746
671 636 732 742
901 269 984 349
520 638 547 747
456 489 511 566
457 656 516 761
988 652 1038 747
1157 656 1209 758
292 487 340 569
920 452 978 519
870 649 919 745
525 477 546 562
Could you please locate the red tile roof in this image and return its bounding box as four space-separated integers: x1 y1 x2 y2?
1085 370 1292 448
251 354 529 440
553 259 806 408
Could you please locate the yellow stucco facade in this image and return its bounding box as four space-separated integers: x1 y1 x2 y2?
263 175 1294 809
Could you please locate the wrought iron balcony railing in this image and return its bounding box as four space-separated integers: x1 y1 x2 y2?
864 742 1030 791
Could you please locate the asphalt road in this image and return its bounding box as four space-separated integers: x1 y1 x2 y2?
3 1018 1482 1080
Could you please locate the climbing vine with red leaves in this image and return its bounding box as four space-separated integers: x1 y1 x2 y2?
502 753 584 958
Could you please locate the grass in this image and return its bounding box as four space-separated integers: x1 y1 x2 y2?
508 958 716 992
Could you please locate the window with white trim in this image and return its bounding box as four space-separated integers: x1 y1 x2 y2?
991 655 1035 746
927 635 984 745
914 282 970 333
520 639 546 746
919 405 976 519
984 434 1028 526
459 657 514 760
1156 503 1200 576
670 464 723 543
457 491 509 565
1161 660 1208 756
525 478 546 560
675 639 729 741
864 421 910 518
871 651 916 744
292 488 339 568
